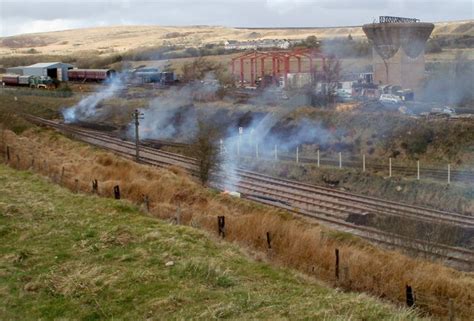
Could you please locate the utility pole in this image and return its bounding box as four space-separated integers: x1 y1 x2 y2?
132 109 144 162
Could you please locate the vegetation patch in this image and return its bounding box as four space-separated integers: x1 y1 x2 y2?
0 128 473 320
0 165 424 320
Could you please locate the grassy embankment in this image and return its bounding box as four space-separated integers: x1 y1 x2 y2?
0 90 79 133
0 164 428 320
1 127 473 320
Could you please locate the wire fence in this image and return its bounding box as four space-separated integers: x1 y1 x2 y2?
228 142 473 184
0 141 469 320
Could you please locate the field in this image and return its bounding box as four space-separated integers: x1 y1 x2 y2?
0 164 428 320
0 21 472 58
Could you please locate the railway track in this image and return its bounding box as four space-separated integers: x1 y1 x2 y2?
24 115 474 269
96 136 474 184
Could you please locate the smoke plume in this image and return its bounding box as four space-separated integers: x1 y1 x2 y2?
62 75 126 123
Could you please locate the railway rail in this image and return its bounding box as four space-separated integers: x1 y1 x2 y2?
23 115 474 270
59 124 474 184
131 138 474 184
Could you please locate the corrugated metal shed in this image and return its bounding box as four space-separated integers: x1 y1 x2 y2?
6 66 25 75
27 62 72 68
14 62 74 80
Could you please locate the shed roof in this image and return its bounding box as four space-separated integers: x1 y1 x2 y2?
24 62 74 68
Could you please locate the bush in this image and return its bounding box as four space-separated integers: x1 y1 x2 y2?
190 119 222 185
24 48 40 54
400 125 434 157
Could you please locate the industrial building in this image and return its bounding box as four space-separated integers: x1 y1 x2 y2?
363 16 434 94
231 48 326 87
6 62 74 81
224 39 291 50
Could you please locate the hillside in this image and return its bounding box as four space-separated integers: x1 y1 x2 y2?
1 126 473 319
0 164 423 320
0 20 472 57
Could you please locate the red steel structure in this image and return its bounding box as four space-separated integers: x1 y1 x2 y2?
231 48 326 86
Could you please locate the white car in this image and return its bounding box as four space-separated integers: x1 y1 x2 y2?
431 106 456 116
379 94 402 105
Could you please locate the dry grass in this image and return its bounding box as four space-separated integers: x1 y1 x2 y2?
1 21 472 57
1 127 473 320
0 164 425 320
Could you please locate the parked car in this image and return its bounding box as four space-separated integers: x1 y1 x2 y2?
379 94 402 105
336 89 352 102
431 106 456 116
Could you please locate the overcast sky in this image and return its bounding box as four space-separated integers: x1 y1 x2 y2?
0 0 472 37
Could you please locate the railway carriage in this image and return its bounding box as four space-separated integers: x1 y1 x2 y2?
67 69 115 82
1 75 19 86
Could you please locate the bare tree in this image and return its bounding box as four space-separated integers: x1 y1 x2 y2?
321 55 342 107
309 55 342 107
190 119 222 186
181 57 234 99
181 57 216 83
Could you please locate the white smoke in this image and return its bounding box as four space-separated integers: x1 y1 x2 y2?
127 73 221 141
218 107 335 191
62 75 126 123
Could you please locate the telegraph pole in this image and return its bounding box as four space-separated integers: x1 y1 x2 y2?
132 109 144 162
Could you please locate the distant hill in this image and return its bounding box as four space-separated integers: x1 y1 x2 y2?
0 20 472 57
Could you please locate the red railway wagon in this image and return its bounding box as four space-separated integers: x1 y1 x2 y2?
1 75 19 85
67 69 115 82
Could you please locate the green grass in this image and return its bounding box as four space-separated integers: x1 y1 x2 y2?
0 91 79 133
0 164 424 320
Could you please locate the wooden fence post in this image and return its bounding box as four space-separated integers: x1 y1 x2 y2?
389 157 392 177
6 146 10 162
417 160 420 180
92 179 98 194
266 232 272 249
175 205 181 225
74 179 79 193
447 164 451 185
335 248 340 280
16 155 20 168
143 195 150 212
406 285 415 307
113 185 121 199
60 167 65 184
218 216 225 238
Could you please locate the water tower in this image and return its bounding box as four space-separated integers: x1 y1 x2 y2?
363 16 434 93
